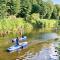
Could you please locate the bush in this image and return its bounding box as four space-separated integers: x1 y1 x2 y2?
32 21 43 29
58 20 60 25
24 22 33 33
30 13 40 20
0 18 33 36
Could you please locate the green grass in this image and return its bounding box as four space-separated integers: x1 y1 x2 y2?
0 18 58 34
0 17 59 37
0 18 33 37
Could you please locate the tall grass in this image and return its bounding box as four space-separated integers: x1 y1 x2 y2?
0 18 33 37
0 17 58 37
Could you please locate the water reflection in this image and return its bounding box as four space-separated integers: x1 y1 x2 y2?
32 32 59 41
22 48 50 60
39 33 58 40
23 43 59 60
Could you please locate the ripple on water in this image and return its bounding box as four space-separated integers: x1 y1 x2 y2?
22 43 59 60
40 33 58 40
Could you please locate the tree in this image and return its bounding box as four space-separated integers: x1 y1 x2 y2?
6 0 15 15
44 1 54 19
37 0 42 5
0 0 7 18
39 2 48 19
6 0 18 15
51 5 57 19
31 4 40 13
55 4 60 20
30 0 38 4
16 0 32 20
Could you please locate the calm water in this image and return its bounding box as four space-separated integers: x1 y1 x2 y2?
0 31 60 60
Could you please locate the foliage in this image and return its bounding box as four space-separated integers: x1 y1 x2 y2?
31 4 40 13
0 0 60 37
16 0 32 20
0 18 33 36
58 20 60 25
0 17 58 37
33 21 43 28
24 22 33 33
55 5 60 20
0 0 7 18
30 13 40 20
0 0 60 20
51 5 57 19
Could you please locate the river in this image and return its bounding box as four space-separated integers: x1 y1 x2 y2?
18 32 60 60
0 31 60 60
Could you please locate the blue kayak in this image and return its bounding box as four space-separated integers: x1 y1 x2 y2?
12 36 27 42
7 42 28 52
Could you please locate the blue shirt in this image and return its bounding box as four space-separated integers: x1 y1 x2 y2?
16 38 19 45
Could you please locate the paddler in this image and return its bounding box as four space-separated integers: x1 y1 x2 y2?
16 37 19 45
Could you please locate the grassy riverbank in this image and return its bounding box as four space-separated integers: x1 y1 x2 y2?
0 17 58 37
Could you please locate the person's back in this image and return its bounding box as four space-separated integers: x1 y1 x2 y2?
16 37 19 45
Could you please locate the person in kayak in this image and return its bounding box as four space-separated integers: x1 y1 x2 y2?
16 37 19 45
16 37 23 49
